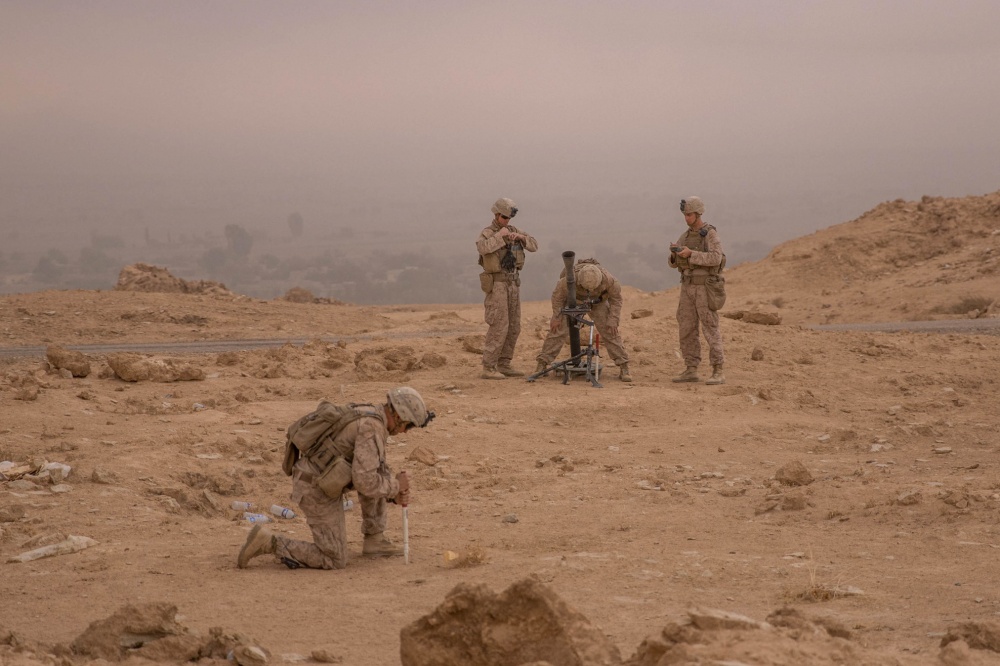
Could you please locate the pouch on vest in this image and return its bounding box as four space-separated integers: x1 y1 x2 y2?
281 440 299 476
706 274 727 311
479 252 502 273
479 271 494 294
315 456 354 499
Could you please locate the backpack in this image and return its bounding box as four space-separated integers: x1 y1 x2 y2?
282 401 367 476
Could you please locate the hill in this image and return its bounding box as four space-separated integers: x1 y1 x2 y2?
723 190 1000 325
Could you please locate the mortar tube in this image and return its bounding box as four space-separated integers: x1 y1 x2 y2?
562 251 582 362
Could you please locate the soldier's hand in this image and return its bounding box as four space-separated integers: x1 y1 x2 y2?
396 471 411 504
549 316 561 333
607 325 618 338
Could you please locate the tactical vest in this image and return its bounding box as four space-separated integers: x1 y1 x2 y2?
675 224 726 275
282 401 378 475
479 226 526 273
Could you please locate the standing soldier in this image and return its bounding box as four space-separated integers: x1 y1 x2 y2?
237 387 434 570
534 259 632 382
476 197 538 380
668 196 726 385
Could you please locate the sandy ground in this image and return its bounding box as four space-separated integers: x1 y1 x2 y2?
2 191 1000 665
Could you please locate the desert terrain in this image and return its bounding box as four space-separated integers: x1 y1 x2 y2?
1 191 1000 666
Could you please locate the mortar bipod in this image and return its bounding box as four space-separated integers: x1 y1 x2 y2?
526 308 603 388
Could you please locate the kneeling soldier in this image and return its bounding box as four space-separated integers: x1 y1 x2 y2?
238 387 433 570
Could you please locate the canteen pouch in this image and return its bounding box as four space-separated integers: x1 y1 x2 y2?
479 271 494 294
705 275 727 311
315 457 354 499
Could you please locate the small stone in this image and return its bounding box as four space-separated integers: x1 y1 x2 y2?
502 514 518 523
408 446 439 466
91 468 120 484
0 505 26 523
310 649 343 664
775 460 813 486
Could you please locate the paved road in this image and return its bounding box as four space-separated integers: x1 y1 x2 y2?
0 330 470 359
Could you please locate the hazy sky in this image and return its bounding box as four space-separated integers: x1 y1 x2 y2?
3 0 999 247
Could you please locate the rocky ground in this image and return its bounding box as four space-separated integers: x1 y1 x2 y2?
1 191 999 665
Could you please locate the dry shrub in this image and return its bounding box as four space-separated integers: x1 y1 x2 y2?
788 551 862 603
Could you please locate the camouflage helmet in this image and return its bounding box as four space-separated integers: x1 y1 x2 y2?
491 197 518 218
387 386 434 428
680 196 705 215
576 263 603 292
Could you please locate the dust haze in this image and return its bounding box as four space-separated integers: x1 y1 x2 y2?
2 1 999 302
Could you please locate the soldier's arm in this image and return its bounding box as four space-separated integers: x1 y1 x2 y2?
517 228 539 252
550 278 568 317
606 276 623 326
476 228 507 256
688 229 723 267
350 418 400 500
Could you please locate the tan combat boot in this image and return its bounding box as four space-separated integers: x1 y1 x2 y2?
672 366 699 383
480 366 506 380
705 364 725 385
618 363 633 382
363 532 403 557
237 525 276 568
534 360 548 375
497 365 525 377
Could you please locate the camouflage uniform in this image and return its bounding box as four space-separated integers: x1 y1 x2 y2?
476 221 538 370
536 261 630 368
669 225 725 368
274 405 400 569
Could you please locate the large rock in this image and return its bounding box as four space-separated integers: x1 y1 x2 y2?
941 620 1000 652
70 602 190 660
723 310 782 325
45 345 91 378
69 602 266 663
106 353 205 382
400 577 621 666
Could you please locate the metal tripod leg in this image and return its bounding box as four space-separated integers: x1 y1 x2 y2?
525 349 603 388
